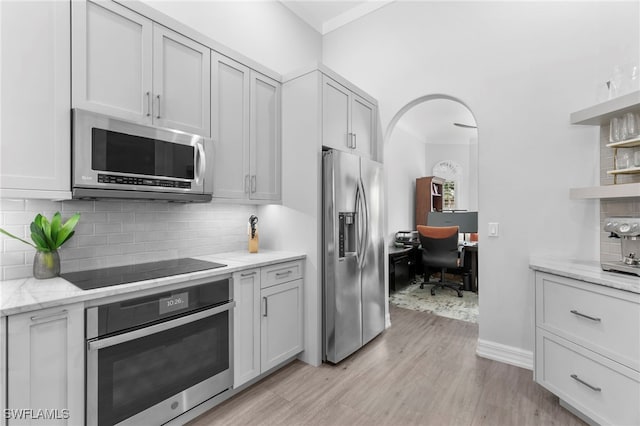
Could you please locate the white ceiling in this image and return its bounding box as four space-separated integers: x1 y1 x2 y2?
279 0 394 35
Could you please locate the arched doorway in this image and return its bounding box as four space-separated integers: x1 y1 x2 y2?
385 94 480 323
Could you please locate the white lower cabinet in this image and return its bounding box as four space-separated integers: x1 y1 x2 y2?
233 261 303 388
534 272 640 425
6 303 84 426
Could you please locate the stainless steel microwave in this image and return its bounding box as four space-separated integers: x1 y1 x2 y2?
72 109 212 202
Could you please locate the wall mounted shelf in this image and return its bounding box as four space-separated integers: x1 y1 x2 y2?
569 183 640 199
606 136 640 148
606 167 640 176
570 90 640 125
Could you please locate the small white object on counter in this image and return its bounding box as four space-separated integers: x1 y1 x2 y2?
529 256 640 294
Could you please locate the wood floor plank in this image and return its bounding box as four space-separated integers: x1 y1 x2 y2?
187 305 586 425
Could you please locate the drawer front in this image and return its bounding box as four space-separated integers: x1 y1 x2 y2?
536 272 640 370
261 260 303 289
536 330 640 426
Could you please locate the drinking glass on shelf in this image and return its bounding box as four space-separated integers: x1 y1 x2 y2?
616 151 630 170
610 116 621 142
625 112 637 138
620 114 629 141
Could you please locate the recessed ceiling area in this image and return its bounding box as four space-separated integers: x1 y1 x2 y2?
396 99 477 145
279 0 394 35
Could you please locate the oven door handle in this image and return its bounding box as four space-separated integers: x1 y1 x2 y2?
87 301 235 351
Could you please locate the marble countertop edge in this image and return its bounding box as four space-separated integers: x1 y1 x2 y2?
0 250 306 317
529 256 640 295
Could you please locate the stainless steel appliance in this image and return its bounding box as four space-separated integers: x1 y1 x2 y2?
323 149 385 364
83 266 233 425
72 109 213 202
602 217 640 276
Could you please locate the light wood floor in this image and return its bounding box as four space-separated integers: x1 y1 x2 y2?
188 305 585 426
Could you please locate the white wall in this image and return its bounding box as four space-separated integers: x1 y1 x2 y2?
138 0 322 75
323 1 639 365
385 126 428 238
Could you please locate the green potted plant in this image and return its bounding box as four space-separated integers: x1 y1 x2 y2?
0 211 80 279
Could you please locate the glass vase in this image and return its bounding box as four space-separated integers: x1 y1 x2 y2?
33 250 60 279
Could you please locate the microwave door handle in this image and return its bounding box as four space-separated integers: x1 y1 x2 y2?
195 142 206 185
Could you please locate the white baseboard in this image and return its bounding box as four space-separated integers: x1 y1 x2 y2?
476 338 533 370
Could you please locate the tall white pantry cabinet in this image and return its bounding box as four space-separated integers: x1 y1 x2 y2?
0 0 71 199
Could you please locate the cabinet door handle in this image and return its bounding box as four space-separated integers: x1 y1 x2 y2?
251 175 256 193
30 309 67 322
275 270 292 278
263 296 268 317
347 132 353 148
145 92 151 117
352 133 357 149
156 94 161 119
570 374 601 392
570 310 601 322
240 271 256 277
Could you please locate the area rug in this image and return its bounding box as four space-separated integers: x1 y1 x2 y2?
389 280 479 324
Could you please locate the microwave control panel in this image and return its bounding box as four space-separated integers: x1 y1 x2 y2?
98 174 191 189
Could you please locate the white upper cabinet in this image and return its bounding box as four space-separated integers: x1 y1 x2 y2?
351 94 375 159
0 0 71 199
152 24 211 136
72 0 211 137
250 72 281 201
323 77 351 151
72 0 152 123
322 74 376 159
211 53 281 202
211 53 251 199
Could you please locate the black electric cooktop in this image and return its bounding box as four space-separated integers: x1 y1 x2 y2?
61 258 227 290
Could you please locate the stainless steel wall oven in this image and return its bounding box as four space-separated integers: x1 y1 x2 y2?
86 277 233 425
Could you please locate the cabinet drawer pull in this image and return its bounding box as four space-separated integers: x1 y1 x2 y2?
570 374 601 392
570 309 601 322
263 296 268 317
156 94 161 119
275 270 292 278
30 309 67 322
241 271 256 277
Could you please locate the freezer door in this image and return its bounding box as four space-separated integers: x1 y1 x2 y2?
323 150 363 363
360 157 385 345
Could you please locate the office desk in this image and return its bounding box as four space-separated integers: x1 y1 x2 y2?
462 244 478 292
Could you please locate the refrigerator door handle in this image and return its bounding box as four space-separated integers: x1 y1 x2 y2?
354 182 362 266
359 177 370 269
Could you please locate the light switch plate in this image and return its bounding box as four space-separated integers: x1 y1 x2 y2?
488 222 499 237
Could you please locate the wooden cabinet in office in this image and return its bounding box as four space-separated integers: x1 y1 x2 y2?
72 0 211 137
415 176 445 227
211 53 281 202
7 304 85 426
322 75 376 159
0 0 71 199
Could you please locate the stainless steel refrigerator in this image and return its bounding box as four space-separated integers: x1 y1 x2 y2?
323 149 385 364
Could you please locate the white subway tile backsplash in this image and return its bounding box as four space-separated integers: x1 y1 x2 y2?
0 198 257 279
0 199 25 211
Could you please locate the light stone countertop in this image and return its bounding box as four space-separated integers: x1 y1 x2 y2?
0 250 306 317
529 256 640 294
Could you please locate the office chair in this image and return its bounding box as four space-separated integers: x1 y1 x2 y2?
417 225 464 297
